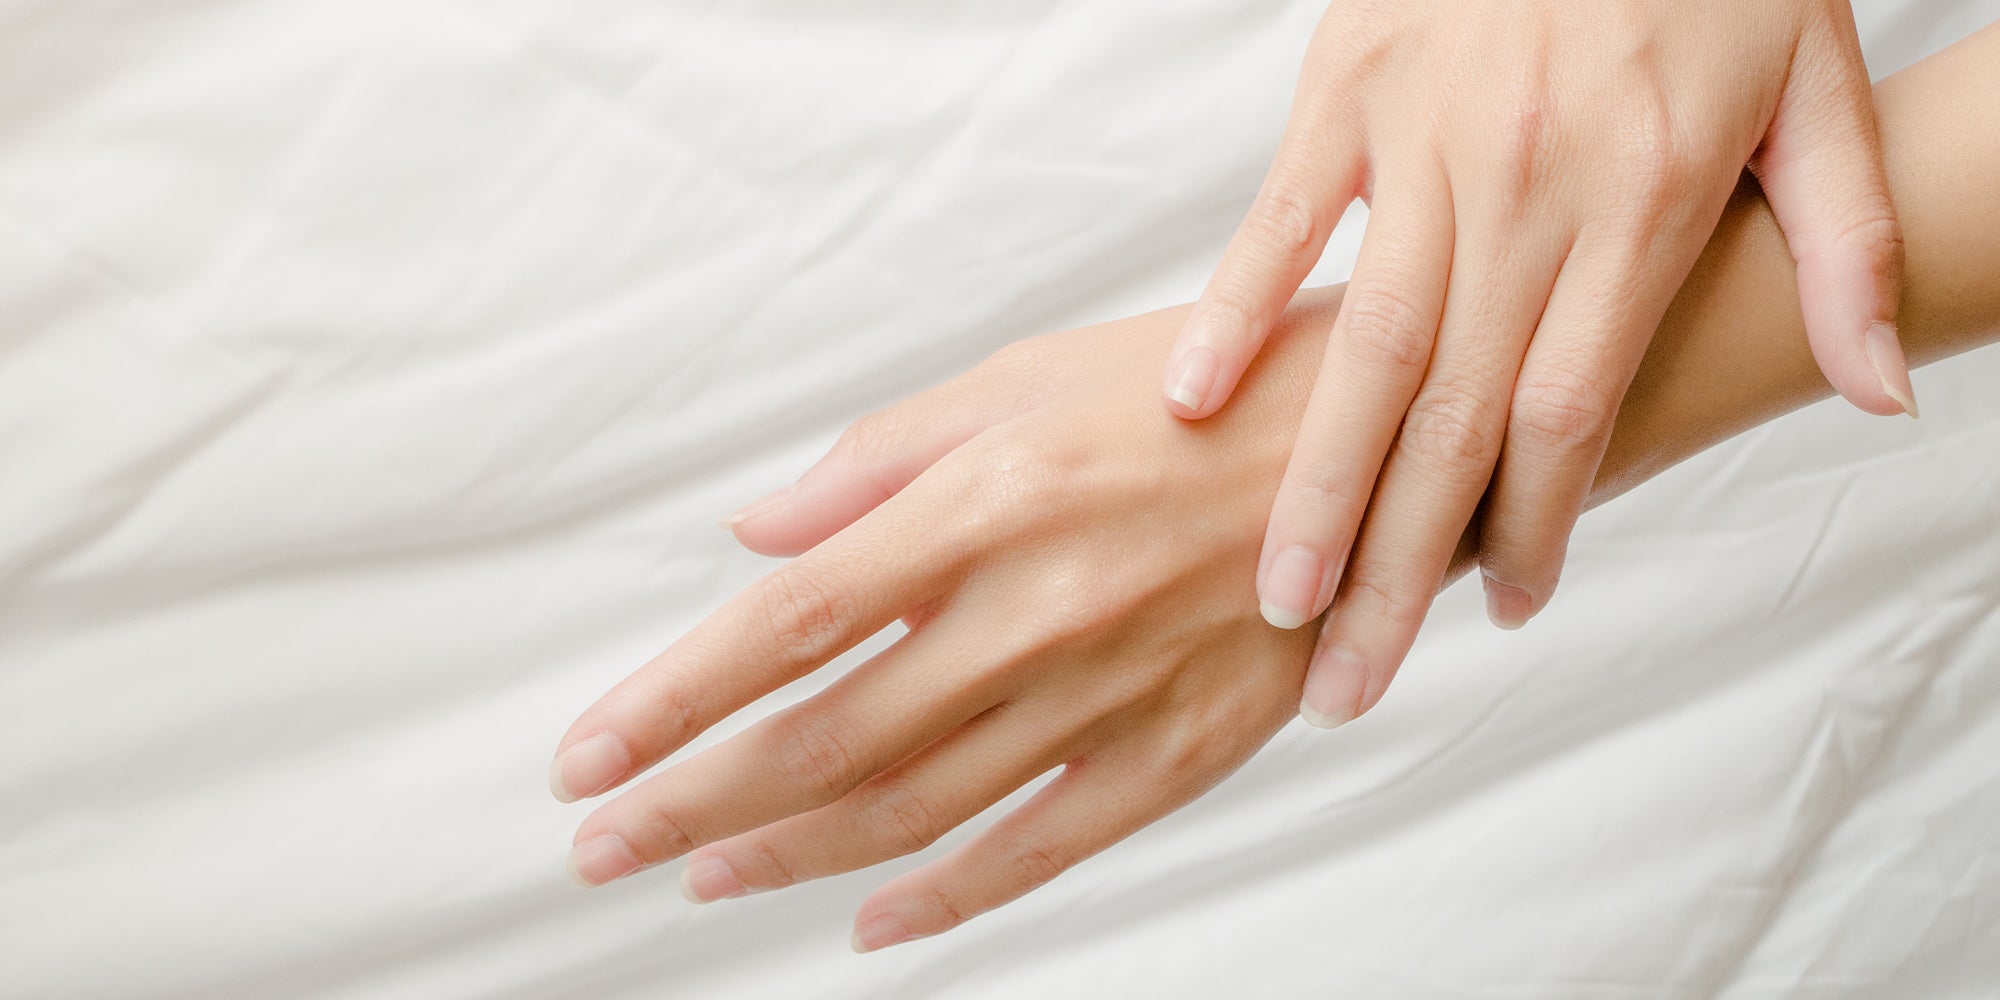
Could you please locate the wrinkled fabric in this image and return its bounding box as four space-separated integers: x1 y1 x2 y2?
2 2 1996 997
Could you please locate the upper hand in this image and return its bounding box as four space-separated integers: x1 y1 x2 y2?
1159 0 1914 724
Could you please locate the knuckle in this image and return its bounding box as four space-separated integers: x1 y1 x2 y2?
1339 286 1435 375
857 780 949 856
1247 180 1322 261
1199 281 1265 347
911 880 971 930
964 429 1072 521
1399 389 1504 474
1832 211 1904 271
1155 715 1252 791
771 707 864 799
1285 458 1369 519
834 410 897 461
644 672 704 748
1319 1 1400 79
1616 102 1696 211
1496 95 1551 198
743 837 801 888
1006 827 1073 888
1510 369 1616 454
1344 572 1429 635
632 807 696 861
761 569 853 664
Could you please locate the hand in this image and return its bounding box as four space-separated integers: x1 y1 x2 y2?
547 21 2000 950
550 298 1341 951
1160 0 1916 725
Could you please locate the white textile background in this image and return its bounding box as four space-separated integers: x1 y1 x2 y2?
2 1 1997 997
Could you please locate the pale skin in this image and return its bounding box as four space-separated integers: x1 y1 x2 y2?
551 24 2000 954
1163 0 1922 727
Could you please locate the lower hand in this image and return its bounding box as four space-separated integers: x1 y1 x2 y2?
550 296 1342 950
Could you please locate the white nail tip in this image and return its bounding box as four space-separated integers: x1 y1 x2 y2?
1863 323 1920 418
1168 386 1201 410
1298 699 1353 730
1885 385 1919 419
677 865 704 905
1260 600 1309 631
549 756 577 803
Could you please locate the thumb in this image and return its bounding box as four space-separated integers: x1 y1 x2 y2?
725 343 1054 557
1751 16 1917 418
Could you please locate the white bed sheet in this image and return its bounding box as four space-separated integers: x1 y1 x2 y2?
3 1 1997 997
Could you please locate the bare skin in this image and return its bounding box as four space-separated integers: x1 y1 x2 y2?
552 23 2000 953
1164 0 1917 715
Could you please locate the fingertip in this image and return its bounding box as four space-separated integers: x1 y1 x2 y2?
1480 573 1535 630
549 730 632 803
1299 644 1366 730
851 912 916 953
724 485 795 528
728 521 812 559
1793 264 1917 419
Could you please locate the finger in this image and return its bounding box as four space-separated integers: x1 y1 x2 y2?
726 352 1051 557
1474 235 1699 628
1752 11 1915 417
1255 170 1453 630
550 490 964 803
1298 219 1571 728
679 696 1075 902
565 613 1009 883
847 746 1208 953
1162 118 1364 419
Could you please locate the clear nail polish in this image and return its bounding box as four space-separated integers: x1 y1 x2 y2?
568 834 641 887
726 484 796 526
1166 346 1220 413
1260 544 1324 630
1864 322 1920 418
550 731 632 803
852 913 914 953
680 854 747 904
1299 645 1366 729
1481 574 1533 630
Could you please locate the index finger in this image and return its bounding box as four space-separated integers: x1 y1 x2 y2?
1163 123 1363 419
549 486 968 802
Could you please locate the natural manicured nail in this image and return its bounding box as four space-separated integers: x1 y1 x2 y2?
726 484 796 526
1864 322 1919 418
568 834 642 887
1260 544 1325 630
1482 574 1534 630
680 854 747 904
1299 645 1366 729
851 913 915 953
549 731 632 803
1165 346 1220 413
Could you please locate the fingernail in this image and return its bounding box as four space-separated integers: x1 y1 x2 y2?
1864 322 1919 418
1165 346 1220 413
680 854 747 904
549 731 632 803
1259 544 1325 630
726 484 796 527
1482 574 1534 630
568 834 642 887
1299 645 1366 729
851 913 914 953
